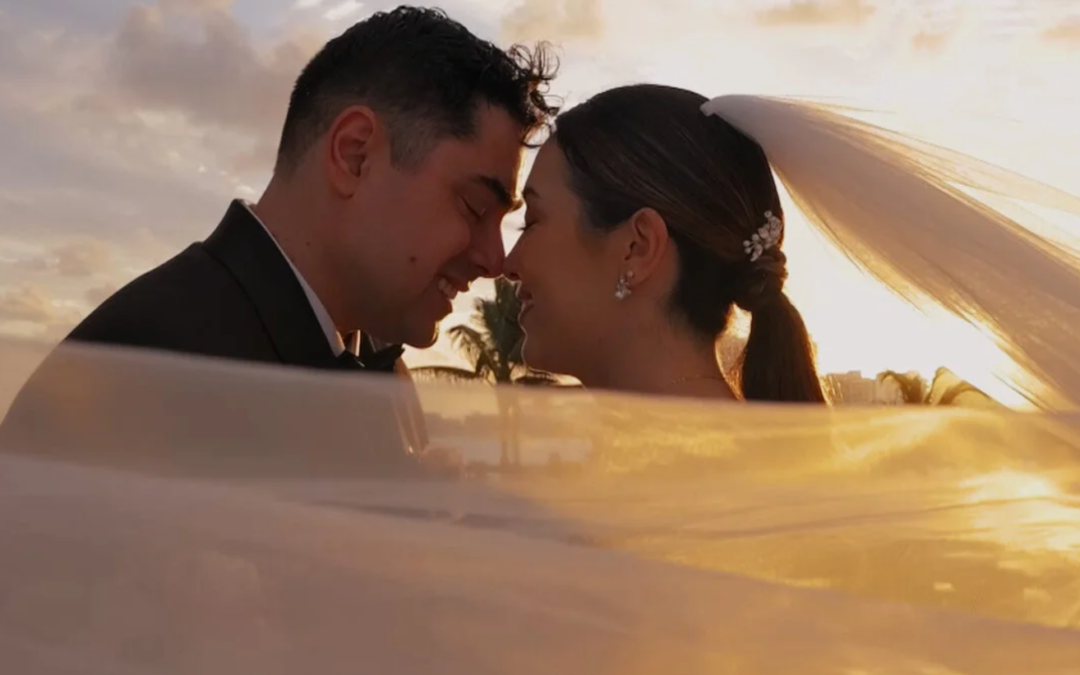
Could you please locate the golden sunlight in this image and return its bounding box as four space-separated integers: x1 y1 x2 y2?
960 469 1080 555
406 1 1080 411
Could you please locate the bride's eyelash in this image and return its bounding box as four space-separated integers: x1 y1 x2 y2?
517 212 538 232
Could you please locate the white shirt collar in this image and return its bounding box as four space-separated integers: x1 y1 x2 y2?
241 201 353 357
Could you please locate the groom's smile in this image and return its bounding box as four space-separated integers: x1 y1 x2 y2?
419 273 471 324
329 102 526 349
437 275 468 302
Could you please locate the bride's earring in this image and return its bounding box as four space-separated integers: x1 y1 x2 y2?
614 271 634 300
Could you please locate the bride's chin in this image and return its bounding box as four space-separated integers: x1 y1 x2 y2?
521 338 563 377
519 335 534 362
519 336 545 371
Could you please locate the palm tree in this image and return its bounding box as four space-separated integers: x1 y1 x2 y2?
879 370 928 405
927 367 986 406
411 278 565 466
878 368 986 406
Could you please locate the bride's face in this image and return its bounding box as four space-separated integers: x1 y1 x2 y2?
504 141 625 378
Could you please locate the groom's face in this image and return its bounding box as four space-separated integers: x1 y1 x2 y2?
338 104 525 348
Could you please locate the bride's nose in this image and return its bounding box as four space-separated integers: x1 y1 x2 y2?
503 244 522 282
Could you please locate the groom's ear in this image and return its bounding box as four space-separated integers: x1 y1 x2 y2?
325 105 381 197
621 207 670 284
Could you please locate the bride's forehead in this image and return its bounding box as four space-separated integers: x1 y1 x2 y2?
525 141 569 186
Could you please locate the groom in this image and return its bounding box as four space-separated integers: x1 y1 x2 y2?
1 7 558 474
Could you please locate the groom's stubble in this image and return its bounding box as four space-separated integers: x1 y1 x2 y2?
318 104 527 349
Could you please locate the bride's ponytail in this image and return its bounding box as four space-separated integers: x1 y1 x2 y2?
732 253 826 402
703 95 1080 409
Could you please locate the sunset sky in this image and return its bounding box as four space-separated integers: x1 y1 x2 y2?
2 0 1079 403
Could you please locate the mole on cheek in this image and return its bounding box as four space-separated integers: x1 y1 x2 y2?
408 256 417 264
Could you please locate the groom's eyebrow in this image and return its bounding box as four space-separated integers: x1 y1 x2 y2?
474 175 523 211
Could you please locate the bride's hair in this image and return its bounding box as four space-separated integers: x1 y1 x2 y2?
552 84 826 403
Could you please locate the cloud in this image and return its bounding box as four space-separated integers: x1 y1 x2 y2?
910 30 949 53
93 1 324 172
0 11 252 252
0 287 71 325
500 0 603 44
1042 20 1080 44
12 240 115 278
0 1 295 342
85 283 121 307
55 240 116 278
756 0 876 27
291 0 380 23
0 0 133 33
321 0 365 22
0 286 83 341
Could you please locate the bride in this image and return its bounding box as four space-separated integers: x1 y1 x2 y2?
506 84 824 402
505 84 1080 409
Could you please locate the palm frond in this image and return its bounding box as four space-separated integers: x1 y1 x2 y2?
937 382 980 406
513 371 564 386
442 278 531 385
410 366 485 384
928 367 992 406
447 324 496 378
879 370 928 404
476 278 525 380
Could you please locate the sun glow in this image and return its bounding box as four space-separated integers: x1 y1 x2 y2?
402 1 1080 409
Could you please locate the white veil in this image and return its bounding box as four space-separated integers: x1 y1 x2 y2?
4 98 1080 673
703 96 1080 410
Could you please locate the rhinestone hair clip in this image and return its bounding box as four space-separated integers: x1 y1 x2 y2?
743 210 783 262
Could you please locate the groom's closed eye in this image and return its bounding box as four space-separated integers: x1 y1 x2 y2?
470 174 521 212
460 198 484 220
457 187 494 223
458 175 519 224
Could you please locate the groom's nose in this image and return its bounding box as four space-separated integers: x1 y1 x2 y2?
468 224 506 278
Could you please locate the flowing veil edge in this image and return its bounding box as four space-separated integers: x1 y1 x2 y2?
704 95 1080 410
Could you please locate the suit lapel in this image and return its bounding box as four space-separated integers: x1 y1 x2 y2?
202 200 340 370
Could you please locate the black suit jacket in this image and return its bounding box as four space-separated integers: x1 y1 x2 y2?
0 201 425 477
71 200 366 369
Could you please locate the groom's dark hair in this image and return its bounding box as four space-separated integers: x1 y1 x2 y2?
275 6 560 173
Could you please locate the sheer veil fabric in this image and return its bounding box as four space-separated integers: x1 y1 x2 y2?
3 98 1080 673
704 95 1080 410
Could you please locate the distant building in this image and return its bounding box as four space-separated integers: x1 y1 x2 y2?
825 371 875 404
825 371 908 405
